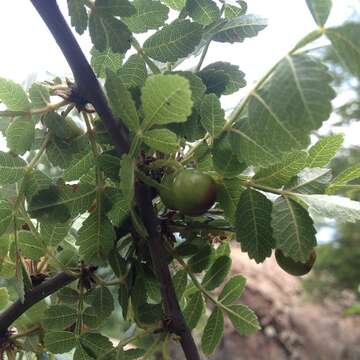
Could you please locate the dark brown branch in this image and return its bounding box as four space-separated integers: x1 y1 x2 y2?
26 2 200 359
0 272 76 335
135 183 200 360
30 0 130 155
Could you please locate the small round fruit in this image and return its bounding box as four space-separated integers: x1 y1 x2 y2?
159 172 178 210
275 249 316 276
160 169 217 216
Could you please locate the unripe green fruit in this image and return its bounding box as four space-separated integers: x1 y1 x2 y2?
275 249 316 276
160 169 217 216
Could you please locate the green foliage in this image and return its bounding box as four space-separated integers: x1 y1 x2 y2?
0 1 359 358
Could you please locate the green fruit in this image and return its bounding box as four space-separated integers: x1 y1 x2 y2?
275 249 316 276
160 169 217 216
159 172 178 210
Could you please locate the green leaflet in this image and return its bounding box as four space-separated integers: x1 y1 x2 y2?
213 14 267 43
272 196 316 262
43 305 77 330
224 304 260 335
235 189 274 263
89 11 132 54
122 0 169 33
105 70 140 132
67 0 88 34
326 23 360 78
6 117 35 155
184 291 204 329
200 94 225 138
307 134 344 168
201 307 224 355
186 0 221 26
77 213 115 265
44 331 77 354
305 0 332 27
218 275 246 305
141 74 193 128
201 256 232 290
297 194 360 224
253 151 308 188
230 55 335 166
0 201 13 237
0 78 30 111
91 47 124 78
142 128 179 154
143 19 203 62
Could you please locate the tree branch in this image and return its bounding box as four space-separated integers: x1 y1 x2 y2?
28 1 200 359
30 0 130 155
0 272 76 336
135 183 200 360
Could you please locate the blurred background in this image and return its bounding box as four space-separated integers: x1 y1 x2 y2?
0 1 359 359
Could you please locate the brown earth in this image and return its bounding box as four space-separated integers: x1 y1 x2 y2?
172 244 360 360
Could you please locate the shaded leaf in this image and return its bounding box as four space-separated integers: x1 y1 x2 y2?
327 164 360 194
307 134 343 168
286 168 332 194
91 47 124 78
253 151 308 188
202 256 232 290
188 245 213 273
6 118 35 155
77 213 115 265
118 54 147 89
44 331 77 354
68 0 88 34
225 304 260 335
0 78 30 111
142 74 193 128
123 0 169 33
89 11 132 54
230 55 335 166
235 189 274 263
18 230 45 260
142 129 179 154
272 196 316 262
297 194 360 224
201 307 224 355
213 135 246 178
64 152 94 181
143 19 202 62
213 14 267 43
105 70 140 132
43 305 77 330
0 201 13 237
218 275 246 305
326 23 360 77
184 291 204 329
305 0 332 27
186 0 221 26
200 94 225 138
217 178 245 224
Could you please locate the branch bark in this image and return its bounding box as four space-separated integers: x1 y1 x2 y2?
0 272 76 335
27 1 200 359
30 0 130 156
136 183 200 360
